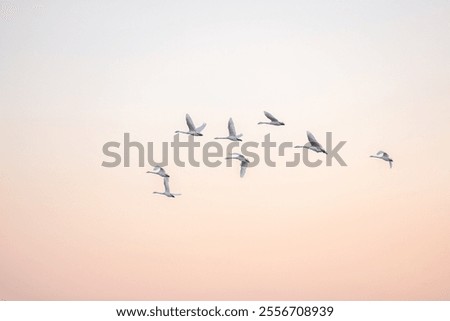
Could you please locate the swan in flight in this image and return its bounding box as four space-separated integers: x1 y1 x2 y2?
225 153 250 178
175 113 207 136
294 131 327 154
147 166 169 177
370 151 393 168
215 118 243 141
153 177 181 198
258 111 285 126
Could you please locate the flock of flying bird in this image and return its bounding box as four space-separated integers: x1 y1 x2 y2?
149 111 394 198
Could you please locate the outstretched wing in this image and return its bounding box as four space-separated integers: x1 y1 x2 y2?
226 153 242 160
228 118 236 136
240 161 248 178
196 122 207 133
307 131 319 144
185 114 196 131
163 177 171 194
389 160 393 169
264 111 279 122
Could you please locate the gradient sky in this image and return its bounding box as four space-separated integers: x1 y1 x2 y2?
1 0 449 300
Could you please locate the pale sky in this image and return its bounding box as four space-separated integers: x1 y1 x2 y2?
1 0 449 300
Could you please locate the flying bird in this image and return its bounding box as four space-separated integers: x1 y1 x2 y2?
258 111 285 126
225 153 250 178
147 166 169 177
153 177 181 198
175 113 207 136
370 151 393 168
294 131 327 154
215 118 243 141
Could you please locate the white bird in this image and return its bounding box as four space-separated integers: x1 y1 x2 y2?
146 166 169 177
153 177 181 198
215 118 243 141
175 113 207 136
294 131 327 154
225 153 250 178
370 151 393 168
258 111 285 126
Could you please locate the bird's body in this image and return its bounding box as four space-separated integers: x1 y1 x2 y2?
258 111 285 126
147 166 169 177
215 118 243 141
370 151 393 168
153 177 181 198
175 113 207 136
295 131 327 154
225 153 250 177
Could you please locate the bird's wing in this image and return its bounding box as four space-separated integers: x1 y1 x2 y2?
240 162 248 177
163 177 170 193
377 151 387 157
309 146 321 153
196 122 207 132
185 114 196 131
159 168 166 175
225 153 242 161
264 111 279 122
228 118 236 136
389 161 393 169
307 131 319 144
